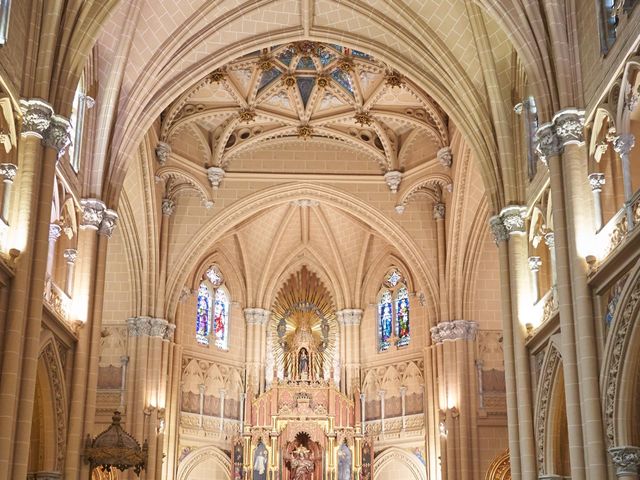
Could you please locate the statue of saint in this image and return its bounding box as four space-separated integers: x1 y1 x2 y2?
289 445 314 480
337 441 352 480
298 348 309 375
252 442 268 480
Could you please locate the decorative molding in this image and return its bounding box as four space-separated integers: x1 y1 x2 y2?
384 170 402 193
162 198 176 216
609 446 640 475
430 320 478 343
437 146 452 168
63 249 77 265
41 342 67 471
336 309 363 326
49 224 62 243
535 345 561 474
588 173 606 192
155 141 171 165
98 209 119 238
207 166 225 189
79 198 106 230
433 202 445 220
127 316 153 337
244 308 271 325
543 232 555 249
19 98 53 138
500 205 527 235
43 115 72 158
489 215 508 244
0 163 17 182
290 198 319 207
528 256 542 272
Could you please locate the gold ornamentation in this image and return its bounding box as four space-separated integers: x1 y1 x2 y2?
338 57 353 72
385 71 404 88
238 108 256 123
259 55 273 71
297 125 313 140
316 76 329 88
354 111 372 127
208 70 224 83
282 75 296 88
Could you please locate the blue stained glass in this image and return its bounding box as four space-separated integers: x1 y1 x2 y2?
213 288 229 350
277 49 294 66
318 49 335 66
258 67 282 92
378 290 393 352
396 286 410 347
330 44 343 53
330 69 354 96
351 49 371 59
386 270 401 287
297 77 316 107
296 56 316 70
196 283 211 345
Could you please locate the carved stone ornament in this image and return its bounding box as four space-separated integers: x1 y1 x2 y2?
544 232 555 249
80 198 106 230
149 318 169 338
49 223 63 243
489 215 508 244
162 198 176 216
155 141 171 165
437 146 453 168
609 446 640 475
99 209 119 238
354 111 372 127
535 346 561 473
430 320 478 343
44 115 72 158
385 70 404 88
500 205 527 235
384 170 403 193
127 316 152 337
63 249 78 265
297 124 313 140
528 256 542 272
207 166 225 189
19 98 53 137
395 204 405 214
336 309 363 326
553 109 585 146
238 108 256 123
614 133 636 156
535 122 560 164
290 198 319 207
433 202 445 220
164 323 176 342
0 163 17 182
588 172 606 192
244 308 271 325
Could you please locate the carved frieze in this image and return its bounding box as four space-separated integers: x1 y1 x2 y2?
19 98 53 137
430 320 478 343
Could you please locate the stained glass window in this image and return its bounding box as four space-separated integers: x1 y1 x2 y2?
196 284 212 345
213 287 229 350
395 286 410 347
378 289 393 352
0 0 10 45
68 76 87 172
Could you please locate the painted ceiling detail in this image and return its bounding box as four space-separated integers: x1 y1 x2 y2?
160 42 449 176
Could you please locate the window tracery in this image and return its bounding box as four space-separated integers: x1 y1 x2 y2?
196 265 229 350
0 0 10 45
377 269 411 352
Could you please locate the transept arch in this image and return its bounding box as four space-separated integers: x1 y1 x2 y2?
176 445 231 480
373 447 427 480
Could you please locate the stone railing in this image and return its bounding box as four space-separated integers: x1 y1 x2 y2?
179 412 241 438
363 413 424 440
43 280 71 323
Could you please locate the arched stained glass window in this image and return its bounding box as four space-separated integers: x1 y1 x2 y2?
377 268 411 352
195 265 230 350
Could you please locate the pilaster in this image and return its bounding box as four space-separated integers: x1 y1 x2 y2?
336 309 362 396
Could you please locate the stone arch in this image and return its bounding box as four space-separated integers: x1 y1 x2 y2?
176 445 231 480
601 258 640 448
484 448 511 480
165 183 438 323
373 447 427 480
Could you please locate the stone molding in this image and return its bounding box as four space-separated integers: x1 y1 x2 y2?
535 108 585 163
336 309 363 325
155 141 171 165
535 346 561 474
433 202 445 220
207 166 225 189
500 205 527 235
430 320 478 343
98 209 118 238
383 170 402 193
609 446 640 475
588 172 606 192
0 163 17 182
437 146 452 168
63 249 77 265
290 199 319 207
162 198 176 216
489 215 508 244
244 308 271 325
19 98 53 138
80 198 106 230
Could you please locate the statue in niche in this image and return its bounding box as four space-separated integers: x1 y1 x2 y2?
299 348 309 375
289 445 314 480
252 441 268 480
337 441 352 480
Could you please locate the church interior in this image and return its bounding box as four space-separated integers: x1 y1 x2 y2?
0 1 640 479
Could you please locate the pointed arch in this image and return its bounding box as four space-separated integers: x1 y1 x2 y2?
373 447 427 480
176 445 231 480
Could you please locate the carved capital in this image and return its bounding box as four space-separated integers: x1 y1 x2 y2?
164 323 176 342
244 308 271 325
383 170 402 193
543 232 555 249
149 318 169 338
614 133 635 156
127 316 152 337
19 98 53 138
535 122 560 164
44 115 72 158
433 202 445 220
430 320 478 343
155 142 171 165
79 198 106 230
63 249 77 265
609 446 640 475
336 309 363 326
207 166 225 189
98 209 118 238
437 146 452 168
588 172 606 192
528 256 542 272
500 205 527 235
489 215 509 244
49 223 62 243
162 198 175 216
553 109 585 146
0 163 17 182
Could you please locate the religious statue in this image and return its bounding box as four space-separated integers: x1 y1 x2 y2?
253 442 268 480
289 444 314 480
337 441 352 480
299 348 309 375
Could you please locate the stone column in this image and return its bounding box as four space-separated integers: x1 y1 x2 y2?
336 309 363 397
588 173 606 231
219 389 226 432
244 308 270 394
528 256 542 304
609 446 640 480
543 233 557 288
613 133 635 229
379 390 386 434
433 202 448 322
0 163 17 223
359 393 366 433
62 248 77 296
46 223 62 280
489 215 522 480
155 198 174 318
400 386 407 431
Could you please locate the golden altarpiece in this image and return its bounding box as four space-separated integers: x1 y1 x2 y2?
235 268 372 480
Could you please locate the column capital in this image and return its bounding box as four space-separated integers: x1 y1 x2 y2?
98 209 118 238
19 98 53 138
149 318 169 337
63 249 77 265
609 446 640 476
336 309 363 325
49 223 62 242
378 390 386 398
535 108 585 163
614 133 635 156
528 256 542 272
0 163 17 182
127 316 152 337
430 320 478 343
244 308 271 325
383 170 402 193
500 205 527 235
588 172 606 192
198 383 206 394
164 323 176 341
207 166 226 189
43 114 72 158
489 215 508 244
437 146 452 168
433 202 445 220
79 198 106 230
155 141 171 165
543 232 555 249
162 198 176 216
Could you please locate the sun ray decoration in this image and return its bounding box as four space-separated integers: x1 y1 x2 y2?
271 267 337 382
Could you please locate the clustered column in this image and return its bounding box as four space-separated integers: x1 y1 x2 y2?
244 308 270 395
336 309 362 397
